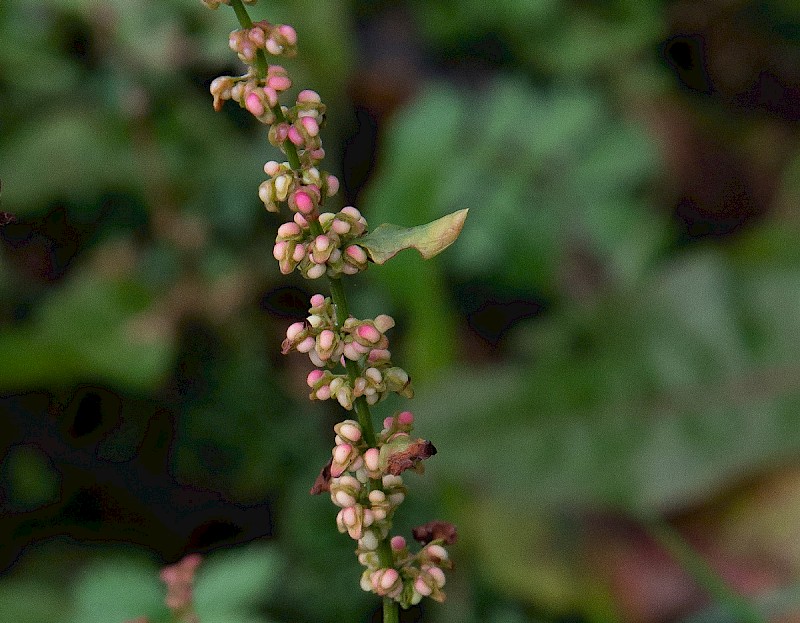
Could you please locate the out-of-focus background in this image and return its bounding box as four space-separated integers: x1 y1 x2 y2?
3 0 800 621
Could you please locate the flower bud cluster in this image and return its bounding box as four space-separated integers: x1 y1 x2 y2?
272 205 368 279
267 89 327 167
209 65 292 120
282 295 413 408
320 413 454 607
229 21 297 64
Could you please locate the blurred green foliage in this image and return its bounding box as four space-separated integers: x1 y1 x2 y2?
3 0 800 622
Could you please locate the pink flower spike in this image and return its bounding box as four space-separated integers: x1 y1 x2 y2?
288 126 304 146
398 411 414 426
307 369 324 386
245 92 264 117
277 222 300 238
298 89 321 103
391 536 406 550
278 24 297 45
357 324 381 344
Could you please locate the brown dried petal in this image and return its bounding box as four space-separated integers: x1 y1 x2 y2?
310 458 332 494
412 520 458 545
386 440 436 476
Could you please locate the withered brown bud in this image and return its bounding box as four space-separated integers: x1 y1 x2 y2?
386 440 436 476
310 458 332 494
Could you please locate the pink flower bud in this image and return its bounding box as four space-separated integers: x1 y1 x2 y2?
288 125 304 146
294 191 314 214
364 447 380 472
272 241 287 261
374 314 395 333
310 294 325 308
245 92 264 117
333 443 353 465
309 148 326 161
297 336 315 353
307 263 326 279
263 86 278 108
383 416 394 429
315 384 331 400
357 324 381 344
278 24 297 45
277 222 300 238
391 536 406 550
426 545 448 563
268 75 292 91
326 175 340 196
314 235 331 252
292 243 306 262
286 321 305 341
332 219 351 235
307 369 324 386
301 116 319 137
345 245 368 264
264 160 281 176
341 206 362 220
318 329 335 350
368 349 391 364
398 411 414 426
248 27 265 46
298 89 321 103
415 577 433 596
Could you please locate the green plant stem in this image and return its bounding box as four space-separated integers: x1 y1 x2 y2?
227 4 402 620
641 514 764 623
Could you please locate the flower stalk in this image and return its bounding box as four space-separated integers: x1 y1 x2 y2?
203 1 465 619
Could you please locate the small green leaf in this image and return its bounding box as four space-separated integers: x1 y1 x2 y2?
358 209 468 265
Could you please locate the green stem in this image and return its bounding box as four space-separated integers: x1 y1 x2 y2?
226 4 401 621
641 514 764 623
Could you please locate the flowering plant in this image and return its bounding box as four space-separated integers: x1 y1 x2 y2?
200 0 466 620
